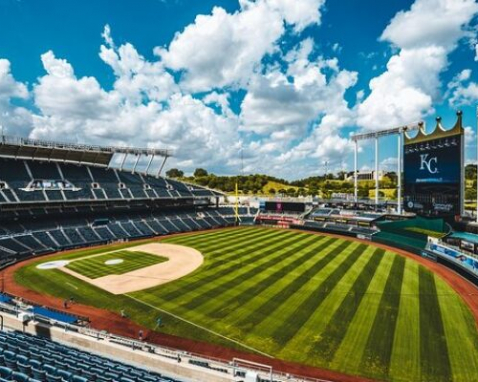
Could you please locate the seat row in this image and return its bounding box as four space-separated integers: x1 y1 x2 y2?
0 331 181 382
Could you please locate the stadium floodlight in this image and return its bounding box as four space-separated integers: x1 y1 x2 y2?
350 123 420 214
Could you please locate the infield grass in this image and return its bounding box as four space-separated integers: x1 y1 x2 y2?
14 227 478 381
65 250 168 279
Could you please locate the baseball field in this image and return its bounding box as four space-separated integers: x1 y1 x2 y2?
13 227 478 382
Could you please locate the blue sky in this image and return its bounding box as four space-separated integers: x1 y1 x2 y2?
1 0 478 179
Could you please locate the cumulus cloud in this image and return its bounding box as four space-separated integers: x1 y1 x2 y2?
381 0 478 50
158 0 325 91
465 125 476 147
100 26 177 104
5 0 476 179
357 0 478 131
241 38 357 137
0 59 32 136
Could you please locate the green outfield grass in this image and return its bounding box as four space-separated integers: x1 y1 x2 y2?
65 250 168 279
14 227 478 381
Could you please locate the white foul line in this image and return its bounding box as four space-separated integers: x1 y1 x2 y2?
66 282 78 290
124 294 274 358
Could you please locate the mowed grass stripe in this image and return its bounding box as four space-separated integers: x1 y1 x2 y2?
326 251 394 376
236 237 343 331
168 227 271 248
188 228 287 258
66 251 165 279
167 226 260 242
161 228 269 259
389 261 420 382
179 233 317 311
208 235 328 319
67 261 137 279
136 231 299 308
435 276 478 381
419 267 451 382
162 226 250 242
177 229 290 272
308 248 384 363
198 234 325 318
163 227 258 246
360 255 406 377
271 241 366 347
151 230 296 301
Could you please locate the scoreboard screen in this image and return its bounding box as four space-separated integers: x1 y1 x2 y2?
404 130 463 217
264 202 305 213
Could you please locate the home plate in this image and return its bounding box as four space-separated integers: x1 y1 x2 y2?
105 259 124 265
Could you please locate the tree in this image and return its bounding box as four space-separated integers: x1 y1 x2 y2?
269 188 276 195
465 164 477 180
308 187 318 197
194 168 208 177
166 168 184 178
465 188 476 200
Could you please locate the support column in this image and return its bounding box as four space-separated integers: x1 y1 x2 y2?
354 139 358 203
145 155 155 175
397 130 402 215
120 153 128 171
375 135 379 208
132 154 141 174
157 156 169 178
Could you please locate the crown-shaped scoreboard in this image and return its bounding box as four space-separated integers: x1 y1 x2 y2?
403 111 464 218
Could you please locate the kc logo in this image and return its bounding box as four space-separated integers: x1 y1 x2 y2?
420 153 438 174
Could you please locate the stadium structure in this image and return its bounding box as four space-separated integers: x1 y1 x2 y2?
0 112 477 382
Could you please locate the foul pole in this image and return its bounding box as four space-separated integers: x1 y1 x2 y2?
375 136 379 207
354 140 358 203
397 129 403 214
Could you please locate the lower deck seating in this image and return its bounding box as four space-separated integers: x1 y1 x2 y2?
0 330 182 382
0 208 256 260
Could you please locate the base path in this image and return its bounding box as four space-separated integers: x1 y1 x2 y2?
60 243 203 295
5 227 478 382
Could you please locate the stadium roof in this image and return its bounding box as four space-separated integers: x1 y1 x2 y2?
0 135 172 167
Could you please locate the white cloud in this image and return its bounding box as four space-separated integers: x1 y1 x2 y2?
99 26 177 104
357 0 478 131
34 51 118 121
0 59 32 136
381 0 478 50
447 69 478 107
241 38 357 138
465 125 476 147
380 157 398 171
265 0 325 33
0 59 28 101
158 0 325 92
29 41 241 172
